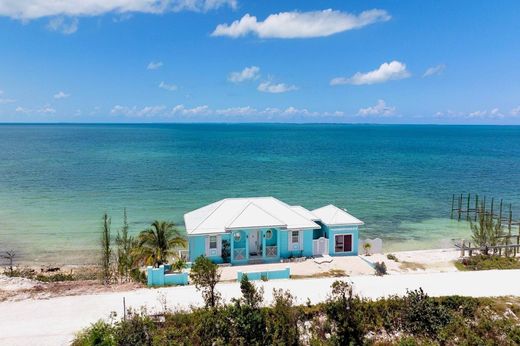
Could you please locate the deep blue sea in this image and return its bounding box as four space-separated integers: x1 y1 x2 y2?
1 124 520 264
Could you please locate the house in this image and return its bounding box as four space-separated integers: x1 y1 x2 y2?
184 197 363 265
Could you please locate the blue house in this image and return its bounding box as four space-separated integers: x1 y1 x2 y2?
184 197 363 265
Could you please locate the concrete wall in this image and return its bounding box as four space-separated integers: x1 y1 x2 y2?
237 267 290 281
147 265 189 287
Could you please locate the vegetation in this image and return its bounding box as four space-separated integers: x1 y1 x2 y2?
471 204 504 255
100 212 112 285
72 281 520 346
115 208 136 283
190 255 222 308
374 261 387 276
134 220 186 267
387 253 398 262
456 254 520 271
363 242 372 256
221 239 231 263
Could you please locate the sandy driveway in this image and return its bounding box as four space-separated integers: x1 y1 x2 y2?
1 269 520 346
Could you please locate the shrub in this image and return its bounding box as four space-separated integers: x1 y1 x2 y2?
171 258 186 272
374 261 387 276
265 289 300 346
456 255 520 271
190 256 221 308
402 289 451 339
35 273 75 282
72 320 115 346
387 253 398 262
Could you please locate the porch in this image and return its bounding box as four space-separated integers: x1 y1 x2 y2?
230 228 280 264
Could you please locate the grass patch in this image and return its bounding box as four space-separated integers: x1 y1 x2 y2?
399 261 426 271
291 269 347 279
455 255 520 271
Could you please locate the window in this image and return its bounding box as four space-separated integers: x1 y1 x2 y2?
335 234 352 253
291 231 299 244
233 232 241 242
209 236 217 249
265 229 273 240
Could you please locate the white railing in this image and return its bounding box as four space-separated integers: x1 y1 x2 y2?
266 246 278 257
234 248 245 260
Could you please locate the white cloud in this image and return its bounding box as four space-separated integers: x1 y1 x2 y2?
357 100 396 116
228 66 260 83
147 61 163 70
110 105 167 117
0 90 16 104
257 81 297 93
212 9 390 38
510 106 520 116
423 64 445 77
0 0 237 20
53 91 70 99
15 105 56 114
159 81 178 91
46 17 78 34
108 104 344 120
331 61 410 86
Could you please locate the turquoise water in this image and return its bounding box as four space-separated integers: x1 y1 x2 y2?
1 124 520 264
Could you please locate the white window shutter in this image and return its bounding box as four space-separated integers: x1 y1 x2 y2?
216 235 222 256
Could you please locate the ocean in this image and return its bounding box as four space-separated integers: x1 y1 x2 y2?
1 123 520 265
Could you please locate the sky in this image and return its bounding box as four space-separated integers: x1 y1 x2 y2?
0 0 519 124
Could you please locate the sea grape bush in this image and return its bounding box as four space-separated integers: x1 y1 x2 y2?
73 280 520 346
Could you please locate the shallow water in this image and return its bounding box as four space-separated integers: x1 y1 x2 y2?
1 124 519 264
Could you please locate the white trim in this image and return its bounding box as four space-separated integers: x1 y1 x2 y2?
333 233 354 253
288 230 302 251
205 235 222 257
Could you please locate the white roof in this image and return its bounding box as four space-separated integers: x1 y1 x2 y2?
184 197 320 235
290 205 320 221
311 204 364 226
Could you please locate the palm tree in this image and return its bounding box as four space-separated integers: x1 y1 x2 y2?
135 220 186 267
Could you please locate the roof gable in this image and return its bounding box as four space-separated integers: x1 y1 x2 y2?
311 204 364 226
227 202 286 229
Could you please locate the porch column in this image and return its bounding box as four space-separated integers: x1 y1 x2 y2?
245 231 249 261
277 229 281 258
230 232 235 262
262 230 266 258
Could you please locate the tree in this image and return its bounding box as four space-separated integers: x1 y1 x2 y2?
2 250 16 276
363 242 372 256
190 256 221 308
135 220 186 267
325 281 364 345
471 204 504 255
100 213 112 285
238 274 263 308
116 208 134 282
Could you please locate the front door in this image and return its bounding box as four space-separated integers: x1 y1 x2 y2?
249 230 259 256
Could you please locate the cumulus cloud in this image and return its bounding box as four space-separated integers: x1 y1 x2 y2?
46 16 78 34
510 106 520 116
357 100 396 116
147 61 163 70
53 91 70 99
109 104 345 120
228 66 260 83
423 64 445 77
257 81 297 93
331 61 410 86
15 105 56 114
159 81 178 91
0 90 16 104
212 9 390 38
0 0 237 20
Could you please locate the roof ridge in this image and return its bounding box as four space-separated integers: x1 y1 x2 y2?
192 199 226 232
225 201 286 229
225 201 254 228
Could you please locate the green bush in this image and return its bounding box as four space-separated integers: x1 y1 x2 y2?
374 261 387 276
387 253 399 262
456 255 520 271
36 273 75 282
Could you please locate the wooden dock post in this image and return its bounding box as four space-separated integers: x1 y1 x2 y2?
474 194 479 221
466 193 471 221
458 194 463 221
451 194 455 219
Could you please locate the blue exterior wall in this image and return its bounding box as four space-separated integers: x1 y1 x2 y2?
324 225 359 256
188 234 229 264
279 229 314 258
147 265 189 287
237 267 290 281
